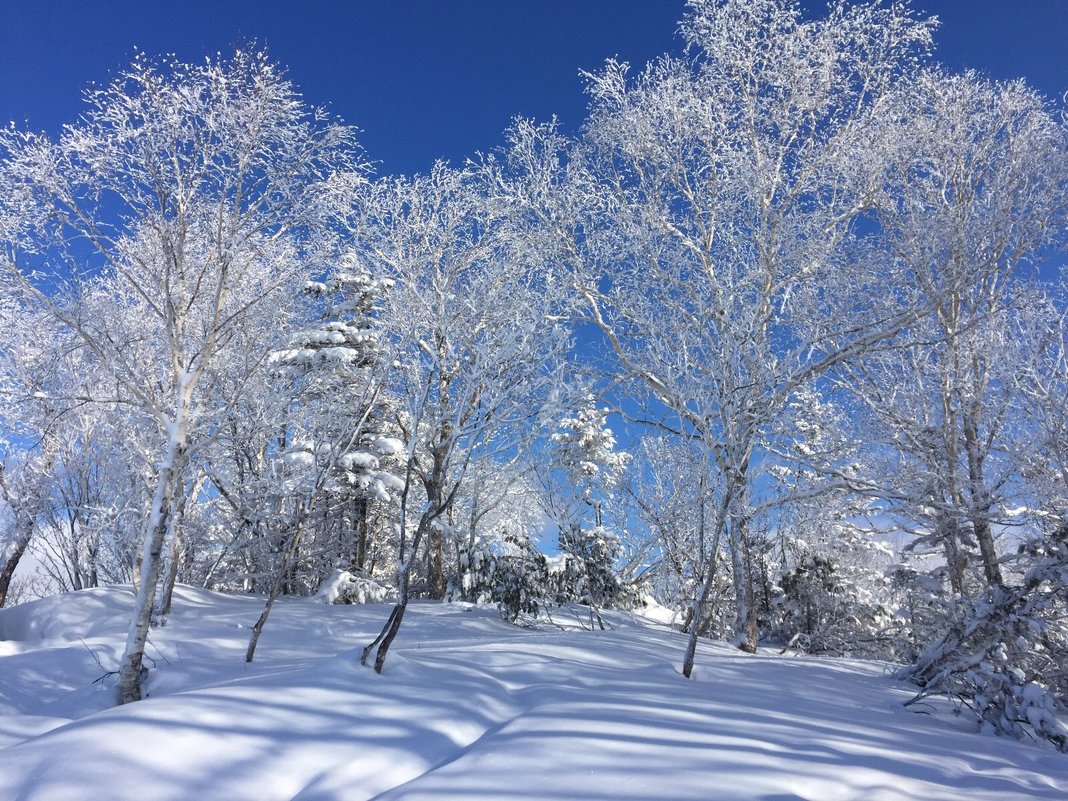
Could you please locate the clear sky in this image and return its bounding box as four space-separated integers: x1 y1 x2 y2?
1 1 1065 177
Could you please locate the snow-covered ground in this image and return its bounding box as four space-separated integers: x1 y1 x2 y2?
0 587 1064 801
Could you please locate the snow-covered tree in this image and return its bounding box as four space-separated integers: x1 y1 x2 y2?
1015 284 1068 527
32 399 148 595
494 530 553 625
456 528 554 625
626 435 731 634
837 71 1068 597
545 392 632 624
0 344 147 605
903 525 1068 752
0 49 362 702
356 163 569 672
549 392 629 525
503 0 937 674
271 254 404 581
893 284 1068 749
0 302 54 606
449 456 545 603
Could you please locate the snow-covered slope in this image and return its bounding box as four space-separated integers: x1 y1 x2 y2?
0 586 1064 800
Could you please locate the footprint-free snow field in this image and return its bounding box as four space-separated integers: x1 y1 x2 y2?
1 586 1065 800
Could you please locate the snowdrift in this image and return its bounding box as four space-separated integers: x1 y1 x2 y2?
0 586 1065 800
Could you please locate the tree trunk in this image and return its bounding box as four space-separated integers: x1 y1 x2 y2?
362 544 417 673
429 526 445 600
0 523 33 609
737 514 759 653
940 371 970 598
972 515 1001 587
117 470 175 704
355 498 369 571
742 604 760 654
117 418 186 705
157 527 182 618
363 502 433 673
963 415 1002 587
155 476 189 618
682 488 732 678
729 512 758 652
941 519 968 597
246 516 309 662
683 562 716 678
363 423 451 674
363 601 408 673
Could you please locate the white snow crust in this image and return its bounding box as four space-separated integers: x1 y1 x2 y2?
0 586 1065 800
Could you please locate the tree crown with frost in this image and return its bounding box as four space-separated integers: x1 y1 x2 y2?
0 48 366 703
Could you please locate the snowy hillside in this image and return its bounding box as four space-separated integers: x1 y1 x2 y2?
1 588 1065 801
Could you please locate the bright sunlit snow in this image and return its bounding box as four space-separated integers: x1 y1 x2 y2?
1 586 1064 801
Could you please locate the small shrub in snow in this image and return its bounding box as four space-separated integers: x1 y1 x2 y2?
772 554 897 659
450 544 499 606
778 555 838 640
450 533 554 625
315 569 394 605
494 533 553 625
555 527 631 604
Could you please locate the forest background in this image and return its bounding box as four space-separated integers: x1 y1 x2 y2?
1 0 1067 750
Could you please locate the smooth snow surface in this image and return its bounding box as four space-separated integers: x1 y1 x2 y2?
1 587 1065 800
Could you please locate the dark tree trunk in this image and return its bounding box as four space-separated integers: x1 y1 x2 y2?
429 527 445 600
963 415 1003 588
157 481 191 617
682 488 732 678
246 518 308 662
362 522 422 673
355 498 369 571
363 495 438 672
0 525 33 609
157 530 182 617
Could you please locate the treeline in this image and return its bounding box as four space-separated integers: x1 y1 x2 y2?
0 1 1066 748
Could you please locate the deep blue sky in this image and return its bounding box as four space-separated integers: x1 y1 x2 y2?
1 1 1065 177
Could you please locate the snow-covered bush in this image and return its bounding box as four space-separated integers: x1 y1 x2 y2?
314 569 394 605
556 525 614 595
777 555 838 638
554 525 639 615
884 562 959 663
450 543 499 605
902 526 1068 751
493 533 553 625
770 550 899 659
450 533 554 625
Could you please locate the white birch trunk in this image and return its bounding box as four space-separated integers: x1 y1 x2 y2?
117 386 191 705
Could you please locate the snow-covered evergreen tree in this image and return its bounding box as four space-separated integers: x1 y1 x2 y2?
546 392 634 625
492 530 553 625
271 254 404 583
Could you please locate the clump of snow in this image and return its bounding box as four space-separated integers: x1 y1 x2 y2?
372 436 404 456
632 594 682 626
340 451 380 471
314 569 395 605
